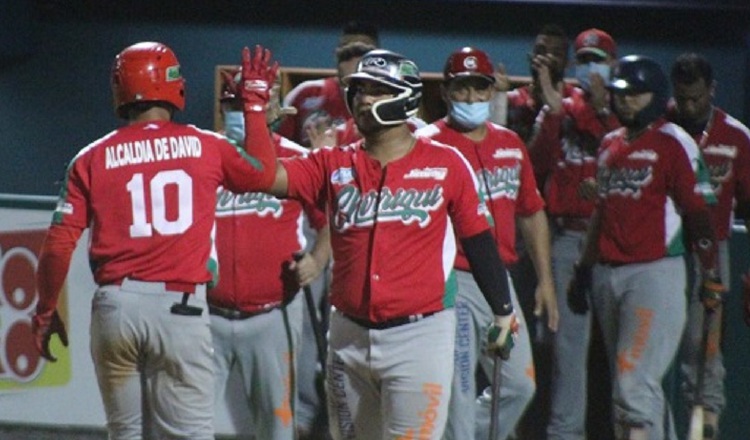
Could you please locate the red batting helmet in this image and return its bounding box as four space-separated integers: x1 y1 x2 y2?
111 42 185 118
443 47 495 84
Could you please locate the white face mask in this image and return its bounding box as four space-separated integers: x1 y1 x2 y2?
575 62 611 92
449 101 491 129
223 111 244 143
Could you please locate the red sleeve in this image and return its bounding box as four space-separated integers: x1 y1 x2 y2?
35 224 83 314
527 107 563 175
243 111 277 189
282 149 329 209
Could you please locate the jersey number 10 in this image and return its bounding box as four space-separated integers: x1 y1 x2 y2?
126 170 193 238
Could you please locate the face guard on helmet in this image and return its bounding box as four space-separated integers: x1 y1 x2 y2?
608 55 669 130
343 49 423 126
111 42 185 119
443 47 495 85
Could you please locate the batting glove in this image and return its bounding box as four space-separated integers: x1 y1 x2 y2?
240 45 279 113
742 271 750 327
487 313 519 360
32 310 69 362
700 271 726 311
567 263 592 315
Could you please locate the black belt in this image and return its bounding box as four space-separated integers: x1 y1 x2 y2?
208 304 279 320
343 311 438 330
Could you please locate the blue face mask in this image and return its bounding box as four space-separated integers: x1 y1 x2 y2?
223 111 245 143
575 62 611 92
449 101 491 129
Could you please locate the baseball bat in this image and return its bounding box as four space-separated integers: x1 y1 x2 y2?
688 307 713 440
488 353 503 440
303 283 327 376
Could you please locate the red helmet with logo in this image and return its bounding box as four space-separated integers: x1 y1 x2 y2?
443 47 495 84
111 42 185 118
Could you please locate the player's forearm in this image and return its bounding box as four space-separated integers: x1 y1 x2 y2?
577 208 602 267
244 111 278 190
35 224 81 314
309 225 332 274
518 210 553 285
461 230 513 316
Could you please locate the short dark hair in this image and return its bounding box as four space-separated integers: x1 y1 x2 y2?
671 52 713 85
538 24 568 41
335 41 377 64
536 23 569 55
339 20 379 47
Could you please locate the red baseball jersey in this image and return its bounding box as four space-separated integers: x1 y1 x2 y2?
47 120 274 287
209 134 327 312
282 137 490 321
596 119 709 264
416 120 545 266
531 88 620 218
277 76 351 146
667 107 750 240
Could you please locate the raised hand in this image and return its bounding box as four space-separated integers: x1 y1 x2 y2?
241 45 279 113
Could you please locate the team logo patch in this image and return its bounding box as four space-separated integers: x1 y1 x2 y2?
492 148 523 160
55 201 74 215
165 65 181 81
582 33 599 48
404 167 447 180
331 167 355 185
463 56 478 71
704 144 737 158
627 150 658 162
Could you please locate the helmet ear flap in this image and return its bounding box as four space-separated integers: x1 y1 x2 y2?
343 49 423 125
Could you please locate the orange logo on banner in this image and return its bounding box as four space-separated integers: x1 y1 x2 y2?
0 230 71 390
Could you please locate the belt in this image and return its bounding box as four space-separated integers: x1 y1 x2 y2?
343 311 438 330
555 217 590 232
110 278 197 294
208 304 280 320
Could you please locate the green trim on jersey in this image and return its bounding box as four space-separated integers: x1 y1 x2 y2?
694 153 718 206
443 269 457 308
227 137 263 170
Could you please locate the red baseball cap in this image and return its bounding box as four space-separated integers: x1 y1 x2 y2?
443 47 495 84
575 28 617 59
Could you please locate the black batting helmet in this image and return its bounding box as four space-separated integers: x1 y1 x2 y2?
608 55 670 129
343 49 422 125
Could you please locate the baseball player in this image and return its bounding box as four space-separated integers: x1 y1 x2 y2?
667 52 750 439
568 55 724 440
528 28 621 440
258 48 520 440
210 70 331 439
415 46 558 440
31 43 278 439
278 37 377 148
